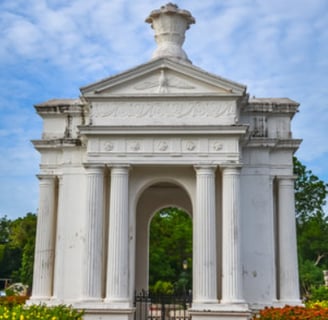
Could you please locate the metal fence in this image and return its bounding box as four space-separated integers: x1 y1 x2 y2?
134 291 192 320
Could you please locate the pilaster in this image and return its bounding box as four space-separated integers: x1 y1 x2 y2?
221 166 245 304
193 165 218 306
82 165 105 302
105 165 131 307
52 175 64 302
277 176 301 304
30 175 57 301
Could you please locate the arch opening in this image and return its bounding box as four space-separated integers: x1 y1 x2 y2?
135 181 193 294
149 207 192 295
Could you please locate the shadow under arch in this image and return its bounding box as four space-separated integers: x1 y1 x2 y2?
135 181 193 292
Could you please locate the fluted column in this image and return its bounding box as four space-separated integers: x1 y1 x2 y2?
221 166 244 304
82 165 105 301
105 165 130 306
193 165 218 305
31 175 57 301
277 176 300 303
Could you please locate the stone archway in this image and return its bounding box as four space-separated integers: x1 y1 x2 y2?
135 181 193 293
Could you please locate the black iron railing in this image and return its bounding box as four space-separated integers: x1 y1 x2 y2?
134 291 192 320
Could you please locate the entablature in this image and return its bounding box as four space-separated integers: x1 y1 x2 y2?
32 138 82 151
35 99 86 117
242 137 302 152
79 124 248 136
242 97 299 116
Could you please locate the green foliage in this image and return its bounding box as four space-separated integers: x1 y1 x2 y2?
150 281 174 295
310 286 328 302
0 213 37 289
149 207 192 292
0 216 10 244
298 259 325 296
294 157 328 296
0 304 84 320
294 157 328 222
297 212 328 267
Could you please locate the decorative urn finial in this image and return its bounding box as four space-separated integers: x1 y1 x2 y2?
145 3 195 63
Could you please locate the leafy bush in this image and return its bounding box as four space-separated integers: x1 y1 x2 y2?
150 280 174 295
310 286 328 302
0 304 84 320
306 300 328 309
253 305 328 320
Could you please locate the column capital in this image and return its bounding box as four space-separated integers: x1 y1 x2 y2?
108 164 131 175
220 163 242 171
83 163 106 169
220 165 242 176
107 164 131 169
194 164 217 173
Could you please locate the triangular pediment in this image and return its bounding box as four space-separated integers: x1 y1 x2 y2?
80 58 246 98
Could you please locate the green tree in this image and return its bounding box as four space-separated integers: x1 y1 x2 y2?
10 213 37 287
149 207 192 293
0 213 37 288
294 157 328 295
294 157 328 222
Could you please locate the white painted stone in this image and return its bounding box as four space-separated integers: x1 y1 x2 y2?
105 166 130 306
30 175 57 302
277 176 301 304
221 166 245 304
145 3 195 62
193 165 218 305
30 3 302 320
82 166 105 302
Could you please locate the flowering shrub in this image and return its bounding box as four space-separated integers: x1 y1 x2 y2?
0 304 84 320
0 296 28 307
253 305 328 320
306 300 328 309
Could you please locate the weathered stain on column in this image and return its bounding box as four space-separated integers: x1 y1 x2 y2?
193 165 218 304
277 176 301 303
82 165 105 301
221 166 244 304
105 165 130 305
31 175 57 300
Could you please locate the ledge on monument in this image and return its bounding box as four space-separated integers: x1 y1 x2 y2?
32 138 82 148
35 98 84 107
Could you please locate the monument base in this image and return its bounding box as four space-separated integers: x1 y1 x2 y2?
190 310 252 320
82 308 135 320
189 303 252 320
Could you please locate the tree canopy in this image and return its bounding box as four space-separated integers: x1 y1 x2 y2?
0 213 36 289
294 156 328 295
149 207 192 293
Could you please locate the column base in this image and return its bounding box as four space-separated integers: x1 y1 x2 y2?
273 299 303 307
190 303 251 320
26 297 51 305
82 307 135 320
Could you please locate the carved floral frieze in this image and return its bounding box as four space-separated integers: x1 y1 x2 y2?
90 101 237 125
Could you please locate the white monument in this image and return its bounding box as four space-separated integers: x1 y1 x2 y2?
30 3 302 320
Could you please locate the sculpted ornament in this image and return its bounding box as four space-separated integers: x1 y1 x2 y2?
134 69 195 93
129 141 141 151
104 142 114 151
185 140 196 151
92 101 235 123
157 140 169 151
213 142 223 151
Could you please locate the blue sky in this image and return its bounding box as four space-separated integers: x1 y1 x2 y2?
0 0 327 220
